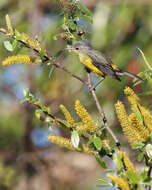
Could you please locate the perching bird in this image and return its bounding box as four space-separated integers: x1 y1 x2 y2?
67 40 143 82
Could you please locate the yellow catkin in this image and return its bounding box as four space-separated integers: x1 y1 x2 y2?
102 138 110 149
60 0 76 14
107 174 130 190
75 100 97 133
129 113 149 142
47 135 76 151
47 135 94 154
124 87 140 113
60 104 75 127
82 144 94 154
60 0 71 10
2 55 38 66
22 33 41 52
119 151 137 173
115 101 139 147
140 106 152 133
76 124 90 132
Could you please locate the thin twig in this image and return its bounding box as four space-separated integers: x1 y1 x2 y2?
144 154 152 190
87 73 120 147
27 101 65 127
0 29 86 85
0 28 120 147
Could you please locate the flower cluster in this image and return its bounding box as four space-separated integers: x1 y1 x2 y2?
2 55 39 66
115 87 152 147
47 100 109 154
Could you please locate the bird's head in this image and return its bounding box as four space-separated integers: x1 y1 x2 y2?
66 40 92 55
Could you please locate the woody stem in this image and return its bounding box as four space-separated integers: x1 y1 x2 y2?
87 73 120 147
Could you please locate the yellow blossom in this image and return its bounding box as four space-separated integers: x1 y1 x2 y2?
102 138 110 149
107 174 130 190
75 100 97 133
2 55 38 66
129 113 149 142
82 144 94 154
124 87 140 114
47 135 94 154
60 104 75 127
115 101 138 147
119 151 137 173
47 135 76 151
22 33 41 52
140 106 152 133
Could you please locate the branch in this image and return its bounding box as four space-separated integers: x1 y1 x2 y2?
144 154 152 190
27 101 66 128
0 28 86 85
87 73 120 147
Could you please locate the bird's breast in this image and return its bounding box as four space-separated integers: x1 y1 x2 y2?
78 53 104 76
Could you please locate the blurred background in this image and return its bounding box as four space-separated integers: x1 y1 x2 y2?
0 0 152 189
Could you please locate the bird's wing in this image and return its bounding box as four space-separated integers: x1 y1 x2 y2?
87 50 120 80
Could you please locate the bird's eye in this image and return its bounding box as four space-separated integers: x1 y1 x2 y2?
75 47 79 50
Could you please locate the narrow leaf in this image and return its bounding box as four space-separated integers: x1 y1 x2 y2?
4 41 13 51
71 130 79 148
6 14 14 36
49 66 55 78
145 144 152 159
138 48 152 70
96 155 107 168
132 142 145 149
93 137 102 150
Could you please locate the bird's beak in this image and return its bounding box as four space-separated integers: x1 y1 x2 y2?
66 45 74 52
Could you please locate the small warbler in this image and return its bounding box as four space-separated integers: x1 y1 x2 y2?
67 40 143 82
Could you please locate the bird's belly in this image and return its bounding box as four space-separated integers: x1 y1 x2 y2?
79 55 104 76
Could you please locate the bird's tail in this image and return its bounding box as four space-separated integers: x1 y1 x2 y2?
116 69 144 81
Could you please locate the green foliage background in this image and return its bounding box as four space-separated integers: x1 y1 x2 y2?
0 0 152 189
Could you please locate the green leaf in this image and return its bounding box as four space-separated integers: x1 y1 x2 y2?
134 111 144 124
40 50 47 60
53 35 57 40
79 14 93 23
138 48 152 71
149 133 152 142
137 152 144 162
54 50 64 60
14 29 22 41
48 66 55 78
67 20 76 30
71 130 79 148
4 40 13 51
133 79 143 87
23 88 29 97
125 170 141 184
78 4 92 17
93 137 102 150
5 14 14 36
87 135 94 145
133 142 145 149
113 152 123 170
96 184 111 188
12 39 17 49
145 72 152 85
95 155 107 168
145 144 152 159
97 178 112 185
35 109 43 119
57 118 71 128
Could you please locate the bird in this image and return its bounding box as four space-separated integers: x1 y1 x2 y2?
67 40 143 83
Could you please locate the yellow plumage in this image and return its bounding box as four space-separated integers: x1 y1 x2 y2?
79 52 104 76
68 40 143 82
